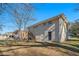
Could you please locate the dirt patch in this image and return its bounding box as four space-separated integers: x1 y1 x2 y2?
0 40 79 56
0 46 78 56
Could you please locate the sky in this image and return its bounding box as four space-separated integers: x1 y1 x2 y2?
0 3 79 34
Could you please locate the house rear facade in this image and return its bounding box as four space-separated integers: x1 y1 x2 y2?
28 14 68 42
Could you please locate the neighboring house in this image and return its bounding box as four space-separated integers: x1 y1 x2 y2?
0 32 13 40
13 30 28 40
0 35 7 40
28 14 68 42
3 30 28 40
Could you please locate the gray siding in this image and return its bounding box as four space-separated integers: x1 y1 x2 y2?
28 17 68 42
29 22 56 42
55 19 60 42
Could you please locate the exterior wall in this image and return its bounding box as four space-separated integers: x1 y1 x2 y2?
18 31 28 40
29 21 56 42
59 18 68 42
65 23 68 40
29 25 47 42
55 19 60 42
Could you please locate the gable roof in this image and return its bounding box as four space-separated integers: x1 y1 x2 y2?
29 13 68 28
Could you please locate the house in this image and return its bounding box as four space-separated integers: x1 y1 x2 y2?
12 30 28 40
2 30 28 40
28 14 68 42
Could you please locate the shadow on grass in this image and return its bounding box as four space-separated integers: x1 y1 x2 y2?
71 45 79 48
67 40 79 41
65 43 79 48
23 42 79 53
0 41 79 56
6 42 79 52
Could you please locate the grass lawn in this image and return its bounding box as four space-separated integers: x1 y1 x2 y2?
0 38 79 56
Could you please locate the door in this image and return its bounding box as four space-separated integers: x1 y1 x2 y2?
48 31 52 40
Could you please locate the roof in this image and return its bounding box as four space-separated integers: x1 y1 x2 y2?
28 13 68 28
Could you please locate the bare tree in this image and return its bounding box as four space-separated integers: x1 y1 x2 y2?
70 19 79 37
1 3 35 30
0 3 35 40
